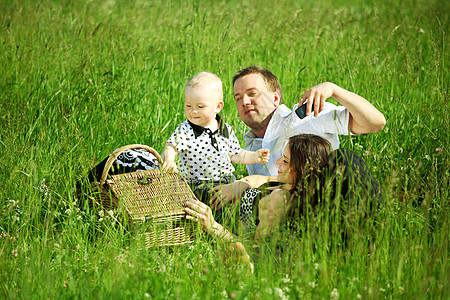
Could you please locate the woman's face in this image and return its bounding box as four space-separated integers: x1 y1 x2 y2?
275 144 295 184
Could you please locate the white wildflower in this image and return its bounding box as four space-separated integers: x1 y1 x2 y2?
11 249 18 257
274 287 288 300
282 274 291 284
330 288 339 299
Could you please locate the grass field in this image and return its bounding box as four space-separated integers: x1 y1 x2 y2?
0 0 448 298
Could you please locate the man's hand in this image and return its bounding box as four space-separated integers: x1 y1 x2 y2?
209 181 250 210
299 82 335 117
299 82 386 133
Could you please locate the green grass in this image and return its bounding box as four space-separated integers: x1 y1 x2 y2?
0 0 448 298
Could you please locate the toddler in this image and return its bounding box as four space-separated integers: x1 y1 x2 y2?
162 72 269 214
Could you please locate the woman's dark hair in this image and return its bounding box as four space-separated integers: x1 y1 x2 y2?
288 134 331 193
282 134 331 232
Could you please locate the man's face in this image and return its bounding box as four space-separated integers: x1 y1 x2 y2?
233 74 279 130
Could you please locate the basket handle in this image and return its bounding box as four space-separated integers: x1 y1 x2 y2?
100 144 163 186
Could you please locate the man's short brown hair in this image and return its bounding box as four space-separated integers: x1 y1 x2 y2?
232 65 283 104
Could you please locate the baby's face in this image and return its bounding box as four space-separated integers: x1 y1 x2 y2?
185 86 223 128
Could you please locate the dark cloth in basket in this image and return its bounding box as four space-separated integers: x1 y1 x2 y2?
76 148 160 198
87 148 160 183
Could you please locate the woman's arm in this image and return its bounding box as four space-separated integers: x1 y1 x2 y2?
254 189 289 241
184 199 254 273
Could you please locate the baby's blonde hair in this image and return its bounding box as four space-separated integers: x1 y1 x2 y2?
186 72 223 101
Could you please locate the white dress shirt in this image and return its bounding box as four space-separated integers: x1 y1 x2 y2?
244 103 350 176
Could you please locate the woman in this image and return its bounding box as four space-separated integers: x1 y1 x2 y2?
184 134 382 271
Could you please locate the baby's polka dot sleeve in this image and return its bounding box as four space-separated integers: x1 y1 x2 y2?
227 125 243 156
167 123 188 152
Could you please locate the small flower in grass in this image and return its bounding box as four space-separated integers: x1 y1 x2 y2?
99 210 104 217
314 263 319 270
435 148 443 153
88 79 93 83
274 288 288 300
144 293 150 298
379 287 386 292
11 249 18 258
282 274 291 284
424 154 430 161
399 286 404 294
308 281 317 288
65 208 71 215
331 288 339 299
1 232 6 238
357 294 362 299
104 83 107 87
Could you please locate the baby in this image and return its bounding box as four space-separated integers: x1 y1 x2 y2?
162 72 269 210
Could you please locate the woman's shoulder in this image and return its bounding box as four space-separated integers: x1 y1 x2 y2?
265 187 293 204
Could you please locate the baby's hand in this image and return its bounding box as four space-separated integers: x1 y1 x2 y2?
162 160 178 173
255 149 270 164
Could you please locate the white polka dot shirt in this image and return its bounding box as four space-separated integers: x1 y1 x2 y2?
168 115 242 182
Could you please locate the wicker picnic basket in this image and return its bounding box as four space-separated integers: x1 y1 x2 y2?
95 144 197 248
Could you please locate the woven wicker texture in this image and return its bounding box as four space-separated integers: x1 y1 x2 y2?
107 169 197 221
97 144 197 247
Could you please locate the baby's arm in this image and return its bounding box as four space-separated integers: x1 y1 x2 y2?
231 149 270 165
161 142 178 173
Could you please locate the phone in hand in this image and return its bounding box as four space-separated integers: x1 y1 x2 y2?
295 101 314 119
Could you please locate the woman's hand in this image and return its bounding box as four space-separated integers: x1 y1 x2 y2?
209 181 250 210
184 198 217 236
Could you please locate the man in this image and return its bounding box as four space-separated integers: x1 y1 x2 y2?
209 65 385 209
232 65 386 176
